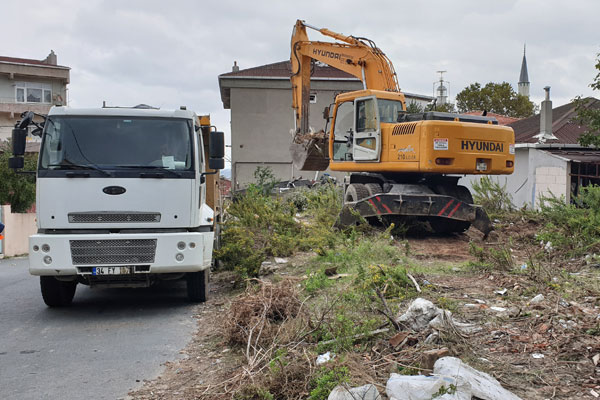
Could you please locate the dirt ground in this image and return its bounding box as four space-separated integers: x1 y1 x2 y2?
130 222 600 400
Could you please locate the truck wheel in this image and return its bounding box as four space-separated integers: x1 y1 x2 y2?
40 276 77 307
365 183 382 197
186 269 209 303
344 183 369 203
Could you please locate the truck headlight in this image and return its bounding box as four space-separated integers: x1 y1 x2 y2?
177 241 186 250
43 256 52 264
175 253 184 262
42 244 51 253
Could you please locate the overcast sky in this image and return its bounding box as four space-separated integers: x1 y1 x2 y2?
3 0 599 160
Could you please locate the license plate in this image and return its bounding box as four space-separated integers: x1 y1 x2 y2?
92 266 132 275
476 161 488 171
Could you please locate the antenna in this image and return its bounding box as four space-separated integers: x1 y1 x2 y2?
433 71 449 106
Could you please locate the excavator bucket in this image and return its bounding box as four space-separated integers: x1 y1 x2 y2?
289 132 329 171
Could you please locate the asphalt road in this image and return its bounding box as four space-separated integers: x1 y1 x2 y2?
0 257 198 400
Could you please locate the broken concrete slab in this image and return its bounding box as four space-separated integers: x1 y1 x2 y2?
433 357 522 400
328 383 381 400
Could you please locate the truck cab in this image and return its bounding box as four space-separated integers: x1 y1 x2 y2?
9 106 224 306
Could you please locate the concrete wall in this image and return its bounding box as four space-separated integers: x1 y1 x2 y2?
0 205 36 257
460 148 569 210
230 85 351 189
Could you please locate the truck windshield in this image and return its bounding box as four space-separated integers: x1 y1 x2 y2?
39 116 193 171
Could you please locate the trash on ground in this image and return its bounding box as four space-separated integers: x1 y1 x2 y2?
433 357 522 400
316 351 333 365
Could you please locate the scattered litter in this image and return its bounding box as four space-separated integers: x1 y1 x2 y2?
328 383 381 400
274 257 288 264
474 299 486 304
434 357 522 400
490 306 507 312
531 353 545 359
397 298 481 335
543 241 553 252
520 263 527 270
324 266 338 276
261 261 272 266
559 299 569 308
591 389 600 398
495 288 508 295
422 279 431 286
592 353 600 366
316 351 333 365
530 294 545 304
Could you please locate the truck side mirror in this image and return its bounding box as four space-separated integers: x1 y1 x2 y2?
12 127 27 156
208 131 225 170
323 106 330 120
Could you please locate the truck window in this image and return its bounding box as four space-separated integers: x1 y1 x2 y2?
332 101 354 161
378 99 404 123
39 117 194 172
356 98 377 132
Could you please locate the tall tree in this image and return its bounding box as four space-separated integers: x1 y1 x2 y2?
575 54 600 147
456 82 536 118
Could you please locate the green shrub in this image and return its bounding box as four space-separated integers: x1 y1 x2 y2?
537 186 600 255
472 176 514 218
308 365 350 400
0 145 37 212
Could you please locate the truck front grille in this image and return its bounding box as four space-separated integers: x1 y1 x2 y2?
70 239 157 265
68 212 161 223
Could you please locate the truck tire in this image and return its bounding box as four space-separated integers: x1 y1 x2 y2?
344 183 369 203
186 269 209 303
40 276 77 307
365 183 382 197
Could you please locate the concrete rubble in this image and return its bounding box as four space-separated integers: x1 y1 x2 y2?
328 383 381 400
397 298 481 334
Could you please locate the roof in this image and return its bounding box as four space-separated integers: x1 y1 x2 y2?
219 60 433 109
508 98 600 144
220 60 357 79
547 149 600 163
0 56 69 70
462 111 520 126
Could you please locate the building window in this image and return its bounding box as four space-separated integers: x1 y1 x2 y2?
15 82 52 104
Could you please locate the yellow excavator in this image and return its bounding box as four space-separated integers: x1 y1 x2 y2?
290 20 515 235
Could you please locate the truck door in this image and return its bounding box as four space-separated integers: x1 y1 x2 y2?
353 97 381 161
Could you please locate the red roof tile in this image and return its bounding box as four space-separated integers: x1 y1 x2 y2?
508 98 600 144
462 111 521 126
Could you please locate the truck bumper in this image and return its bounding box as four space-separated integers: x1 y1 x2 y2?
28 231 214 276
337 193 492 235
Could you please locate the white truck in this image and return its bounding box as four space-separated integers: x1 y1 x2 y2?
9 105 224 307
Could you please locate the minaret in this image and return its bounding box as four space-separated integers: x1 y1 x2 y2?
518 44 530 97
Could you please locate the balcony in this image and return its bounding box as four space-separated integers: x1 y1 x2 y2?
0 97 56 116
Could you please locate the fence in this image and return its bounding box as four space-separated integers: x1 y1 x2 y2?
0 205 37 257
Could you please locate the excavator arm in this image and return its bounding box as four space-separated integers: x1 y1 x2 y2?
290 20 399 136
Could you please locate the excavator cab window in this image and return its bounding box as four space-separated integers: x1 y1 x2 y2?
356 99 377 132
332 101 354 161
378 99 404 123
